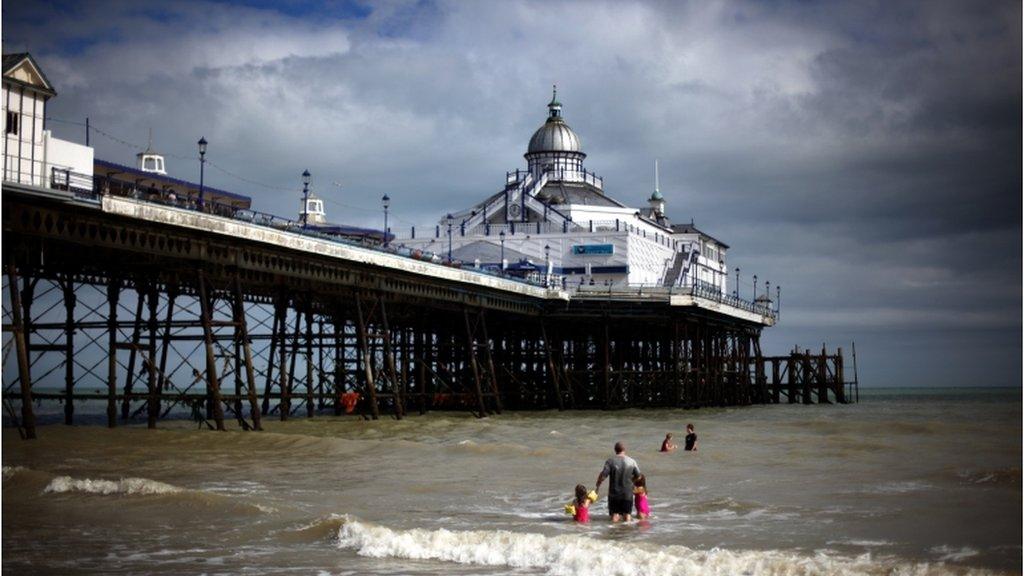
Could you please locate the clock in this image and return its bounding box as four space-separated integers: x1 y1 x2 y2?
508 204 521 218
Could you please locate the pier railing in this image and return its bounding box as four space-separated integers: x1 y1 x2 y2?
574 282 777 322
506 167 603 190
48 171 558 290
17 169 773 318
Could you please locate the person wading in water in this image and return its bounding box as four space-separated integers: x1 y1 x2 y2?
595 441 642 522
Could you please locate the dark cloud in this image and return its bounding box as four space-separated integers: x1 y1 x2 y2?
3 0 1020 386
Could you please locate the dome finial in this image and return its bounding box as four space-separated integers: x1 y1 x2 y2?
547 84 562 119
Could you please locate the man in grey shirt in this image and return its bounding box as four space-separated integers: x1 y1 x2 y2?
595 441 641 522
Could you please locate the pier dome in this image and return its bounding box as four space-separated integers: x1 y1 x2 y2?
527 87 582 154
525 86 587 179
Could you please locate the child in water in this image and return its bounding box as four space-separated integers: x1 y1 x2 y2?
633 475 651 519
566 484 594 523
660 433 677 452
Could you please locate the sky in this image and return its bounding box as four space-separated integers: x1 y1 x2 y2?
4 0 1021 387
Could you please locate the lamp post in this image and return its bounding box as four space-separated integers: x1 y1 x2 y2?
776 285 781 315
753 274 758 301
734 267 739 298
446 213 454 261
301 169 311 228
197 137 207 209
764 281 770 310
544 243 551 287
499 229 506 270
382 194 391 247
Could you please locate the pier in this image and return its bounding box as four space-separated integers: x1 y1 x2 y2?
2 182 854 439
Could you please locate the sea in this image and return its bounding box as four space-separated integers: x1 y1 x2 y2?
2 387 1020 575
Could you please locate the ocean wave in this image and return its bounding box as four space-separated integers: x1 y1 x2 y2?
335 516 987 575
930 546 980 563
3 465 27 480
956 467 1020 487
44 475 184 496
860 481 933 495
38 473 283 515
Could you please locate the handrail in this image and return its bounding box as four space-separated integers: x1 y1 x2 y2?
101 187 563 289
573 282 777 320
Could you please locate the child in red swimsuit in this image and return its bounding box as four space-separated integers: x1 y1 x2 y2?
571 483 591 523
633 474 651 519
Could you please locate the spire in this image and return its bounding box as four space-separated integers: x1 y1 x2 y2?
650 159 664 201
547 84 562 120
144 127 156 153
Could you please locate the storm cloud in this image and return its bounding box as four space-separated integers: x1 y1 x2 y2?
4 0 1020 386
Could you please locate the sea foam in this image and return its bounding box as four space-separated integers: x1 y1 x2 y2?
336 516 984 576
2 466 26 480
44 475 184 496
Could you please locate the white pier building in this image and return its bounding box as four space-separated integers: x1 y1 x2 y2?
3 53 94 192
395 88 730 292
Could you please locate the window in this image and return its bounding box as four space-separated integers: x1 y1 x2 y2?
5 111 17 135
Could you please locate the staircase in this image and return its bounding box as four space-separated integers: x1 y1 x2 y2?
662 249 698 287
460 171 566 231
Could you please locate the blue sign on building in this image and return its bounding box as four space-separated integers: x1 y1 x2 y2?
572 244 614 255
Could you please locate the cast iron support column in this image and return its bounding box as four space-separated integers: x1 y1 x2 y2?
463 308 488 418
197 273 226 431
5 262 36 439
151 285 177 428
106 277 121 428
122 287 146 420
233 276 262 431
62 276 76 425
354 295 381 420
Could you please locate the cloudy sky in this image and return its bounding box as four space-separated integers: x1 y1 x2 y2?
5 0 1020 387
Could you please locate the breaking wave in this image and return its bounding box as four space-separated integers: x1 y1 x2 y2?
335 516 990 576
44 475 184 496
2 465 27 480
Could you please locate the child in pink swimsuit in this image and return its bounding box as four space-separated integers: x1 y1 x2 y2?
572 483 591 523
633 474 651 519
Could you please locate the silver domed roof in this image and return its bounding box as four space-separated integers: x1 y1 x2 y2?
527 119 582 154
526 86 583 155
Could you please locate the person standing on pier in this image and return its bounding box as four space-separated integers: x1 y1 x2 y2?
596 441 642 522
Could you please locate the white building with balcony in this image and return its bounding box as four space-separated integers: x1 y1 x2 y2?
3 53 93 193
394 88 730 291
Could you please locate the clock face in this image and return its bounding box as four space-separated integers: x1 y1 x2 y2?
508 204 521 218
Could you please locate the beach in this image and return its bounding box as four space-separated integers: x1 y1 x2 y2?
2 387 1020 575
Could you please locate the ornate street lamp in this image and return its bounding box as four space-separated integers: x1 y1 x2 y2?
753 274 758 301
544 243 551 287
446 213 454 261
197 137 207 209
499 229 506 270
301 169 311 228
382 194 391 247
734 267 740 298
